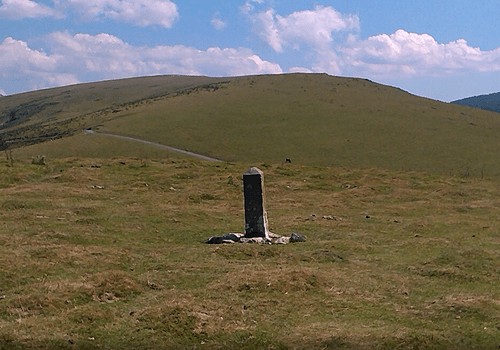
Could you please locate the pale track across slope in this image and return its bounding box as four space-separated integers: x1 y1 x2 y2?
84 129 222 162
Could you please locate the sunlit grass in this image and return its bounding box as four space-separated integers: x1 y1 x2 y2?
1 158 500 349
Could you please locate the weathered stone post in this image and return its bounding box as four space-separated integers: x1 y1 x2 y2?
243 167 269 239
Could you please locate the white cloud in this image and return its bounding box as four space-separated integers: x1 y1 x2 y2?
245 4 500 79
0 0 62 19
211 13 226 30
246 5 359 52
46 31 282 77
253 9 282 51
288 66 312 73
240 0 264 15
312 51 343 75
0 89 6 96
55 0 179 27
0 32 282 92
0 0 179 27
340 29 500 78
0 37 60 72
0 37 79 91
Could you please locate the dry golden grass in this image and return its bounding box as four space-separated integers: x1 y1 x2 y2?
1 158 500 349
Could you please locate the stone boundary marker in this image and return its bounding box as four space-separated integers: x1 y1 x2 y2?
205 167 306 245
243 167 269 239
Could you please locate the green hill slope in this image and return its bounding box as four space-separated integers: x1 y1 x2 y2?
0 75 230 149
4 73 500 177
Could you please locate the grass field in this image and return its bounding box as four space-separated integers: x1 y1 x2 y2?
1 157 500 349
0 76 229 131
7 73 500 179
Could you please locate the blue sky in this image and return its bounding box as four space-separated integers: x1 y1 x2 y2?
0 0 499 101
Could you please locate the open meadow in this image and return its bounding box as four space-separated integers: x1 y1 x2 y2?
1 157 500 349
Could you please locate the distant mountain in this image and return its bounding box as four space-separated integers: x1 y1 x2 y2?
452 92 500 113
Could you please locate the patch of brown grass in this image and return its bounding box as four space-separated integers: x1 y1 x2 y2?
2 159 500 349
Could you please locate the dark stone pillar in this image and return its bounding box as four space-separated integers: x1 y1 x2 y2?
243 167 269 239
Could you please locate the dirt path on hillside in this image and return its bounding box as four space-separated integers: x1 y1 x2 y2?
84 129 222 162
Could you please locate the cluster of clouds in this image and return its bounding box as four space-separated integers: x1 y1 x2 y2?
0 32 282 92
341 30 500 78
0 0 178 27
244 1 500 77
0 0 61 19
244 4 360 53
1 0 500 95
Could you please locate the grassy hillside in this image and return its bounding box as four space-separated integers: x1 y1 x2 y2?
5 73 500 177
1 157 500 349
0 76 230 150
0 75 229 131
